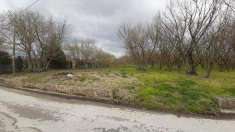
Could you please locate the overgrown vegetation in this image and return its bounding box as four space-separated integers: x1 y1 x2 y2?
107 66 235 114
0 66 234 115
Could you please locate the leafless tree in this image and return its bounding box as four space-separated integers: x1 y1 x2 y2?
152 0 229 75
1 10 68 72
0 11 18 73
119 0 234 76
95 49 115 67
11 11 39 71
36 18 67 71
65 39 81 69
200 5 233 77
79 39 97 62
65 38 115 69
119 24 154 70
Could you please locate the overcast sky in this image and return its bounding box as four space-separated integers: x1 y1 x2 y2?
0 0 169 57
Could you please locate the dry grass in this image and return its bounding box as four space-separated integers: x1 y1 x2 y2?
0 69 140 103
1 66 234 115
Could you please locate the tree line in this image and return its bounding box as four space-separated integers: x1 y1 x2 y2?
65 38 115 69
0 10 115 73
119 0 235 77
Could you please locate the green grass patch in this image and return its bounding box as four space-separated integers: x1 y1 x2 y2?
3 66 235 115
106 66 235 114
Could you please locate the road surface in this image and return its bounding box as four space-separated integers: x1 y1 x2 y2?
0 86 235 132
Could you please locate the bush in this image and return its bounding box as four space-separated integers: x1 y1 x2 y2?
0 51 11 73
0 51 11 65
49 48 67 69
16 56 24 71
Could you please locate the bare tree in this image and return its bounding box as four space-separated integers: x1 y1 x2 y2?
148 14 163 67
95 49 115 67
36 18 67 71
79 39 97 62
1 10 68 72
65 38 114 69
201 5 233 77
118 0 233 76
160 0 227 75
65 39 81 69
0 12 17 74
119 24 153 70
11 11 39 71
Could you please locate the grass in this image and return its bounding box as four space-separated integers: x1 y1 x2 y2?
79 74 88 82
1 66 235 115
107 66 235 114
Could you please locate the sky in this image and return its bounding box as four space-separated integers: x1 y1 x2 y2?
0 0 169 57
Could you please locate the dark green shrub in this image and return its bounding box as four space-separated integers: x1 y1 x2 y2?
0 51 11 65
16 56 24 71
49 48 67 69
0 51 11 73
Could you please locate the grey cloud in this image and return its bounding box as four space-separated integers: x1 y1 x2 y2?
0 0 168 57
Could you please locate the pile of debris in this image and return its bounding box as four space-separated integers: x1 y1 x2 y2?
52 72 75 80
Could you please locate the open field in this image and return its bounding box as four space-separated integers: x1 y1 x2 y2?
0 66 235 115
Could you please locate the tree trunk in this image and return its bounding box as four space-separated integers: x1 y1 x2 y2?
187 52 197 75
187 65 197 75
12 29 16 74
27 52 33 72
45 59 52 71
72 59 76 69
204 64 212 78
